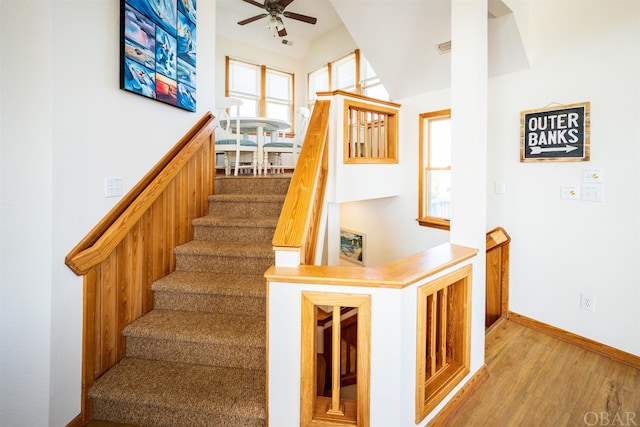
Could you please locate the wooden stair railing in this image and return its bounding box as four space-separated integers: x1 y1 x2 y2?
272 99 331 265
64 112 217 425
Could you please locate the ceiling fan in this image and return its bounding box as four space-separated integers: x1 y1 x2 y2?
238 0 318 37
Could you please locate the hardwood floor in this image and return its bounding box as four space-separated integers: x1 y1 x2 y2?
86 318 639 427
445 318 640 426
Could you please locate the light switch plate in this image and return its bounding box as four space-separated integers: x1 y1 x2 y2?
105 177 123 198
561 185 579 200
581 184 604 202
582 169 603 183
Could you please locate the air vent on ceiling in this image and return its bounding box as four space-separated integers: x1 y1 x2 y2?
282 39 294 46
436 41 451 55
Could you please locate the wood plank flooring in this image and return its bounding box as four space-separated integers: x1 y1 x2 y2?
86 318 639 427
445 318 640 426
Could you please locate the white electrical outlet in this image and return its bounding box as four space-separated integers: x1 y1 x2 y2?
580 293 595 312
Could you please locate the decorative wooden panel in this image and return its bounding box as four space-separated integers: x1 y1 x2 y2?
416 264 472 424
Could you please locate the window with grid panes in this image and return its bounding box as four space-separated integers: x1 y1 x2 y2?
226 57 293 130
418 110 451 230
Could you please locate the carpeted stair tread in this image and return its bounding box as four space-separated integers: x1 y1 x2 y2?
174 240 274 258
214 175 291 195
124 310 265 348
192 215 278 228
208 193 286 202
152 271 265 297
89 357 265 419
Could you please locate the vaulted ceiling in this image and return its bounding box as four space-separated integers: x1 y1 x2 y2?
215 0 529 100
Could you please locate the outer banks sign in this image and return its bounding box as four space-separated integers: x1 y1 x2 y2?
520 102 590 162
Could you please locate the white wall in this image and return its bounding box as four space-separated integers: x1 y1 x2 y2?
1 1 217 425
1 2 54 425
304 24 357 73
487 0 640 355
342 0 640 357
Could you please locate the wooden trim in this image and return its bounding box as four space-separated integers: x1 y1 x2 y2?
316 89 401 109
425 365 489 427
417 216 450 231
260 65 267 116
266 243 478 289
66 413 84 427
225 56 230 97
508 311 640 369
354 48 361 94
65 113 216 275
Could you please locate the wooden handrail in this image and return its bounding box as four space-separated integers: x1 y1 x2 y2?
272 100 331 264
265 243 478 289
65 112 216 275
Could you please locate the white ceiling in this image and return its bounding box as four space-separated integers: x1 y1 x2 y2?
216 0 344 58
216 0 529 100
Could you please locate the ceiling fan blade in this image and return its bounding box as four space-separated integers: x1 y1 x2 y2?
238 13 268 25
276 17 287 36
277 0 295 8
241 0 266 9
282 11 317 25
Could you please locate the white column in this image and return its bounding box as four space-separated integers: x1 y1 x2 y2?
450 0 488 373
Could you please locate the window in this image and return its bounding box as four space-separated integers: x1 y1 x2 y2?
227 58 260 116
307 50 390 107
360 54 389 102
418 110 451 230
226 56 293 129
332 53 356 92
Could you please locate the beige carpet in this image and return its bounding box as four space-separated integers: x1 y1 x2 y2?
88 175 291 427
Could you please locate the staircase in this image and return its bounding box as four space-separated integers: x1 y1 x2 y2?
88 175 291 427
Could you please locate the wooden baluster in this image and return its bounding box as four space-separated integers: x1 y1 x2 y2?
429 292 437 376
327 305 345 416
364 111 370 158
439 288 448 369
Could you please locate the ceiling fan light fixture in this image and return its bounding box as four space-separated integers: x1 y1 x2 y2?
266 15 278 29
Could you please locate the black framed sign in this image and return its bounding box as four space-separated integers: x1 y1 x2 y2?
520 102 590 162
121 0 197 112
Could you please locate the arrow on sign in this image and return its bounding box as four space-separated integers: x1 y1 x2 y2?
530 145 579 155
